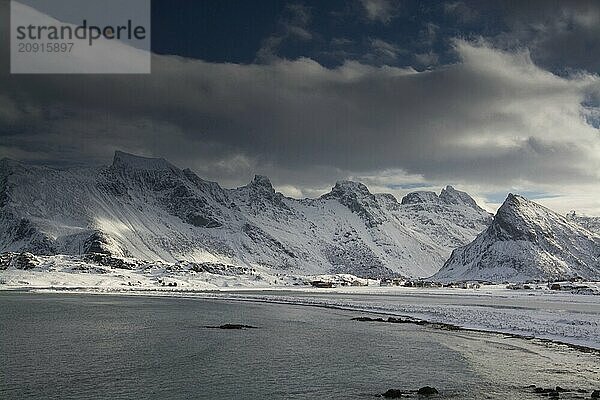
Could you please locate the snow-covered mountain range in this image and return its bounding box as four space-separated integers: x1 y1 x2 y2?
435 194 600 282
2 151 599 283
0 151 492 278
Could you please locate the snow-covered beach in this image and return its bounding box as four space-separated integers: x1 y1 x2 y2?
202 286 600 351
3 272 599 351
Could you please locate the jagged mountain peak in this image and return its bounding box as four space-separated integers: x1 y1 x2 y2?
328 180 373 197
439 185 481 209
400 185 484 212
501 192 527 206
400 191 439 205
496 193 528 217
434 193 600 282
493 193 567 242
112 151 178 172
321 180 378 206
321 180 382 227
492 193 592 243
248 175 275 193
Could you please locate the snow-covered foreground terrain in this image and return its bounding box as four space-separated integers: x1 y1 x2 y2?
3 271 598 351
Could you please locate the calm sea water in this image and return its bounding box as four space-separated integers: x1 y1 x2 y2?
1 292 598 399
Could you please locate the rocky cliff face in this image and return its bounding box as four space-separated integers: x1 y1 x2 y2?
0 151 492 277
435 194 600 282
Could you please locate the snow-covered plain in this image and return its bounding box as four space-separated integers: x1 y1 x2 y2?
2 268 598 351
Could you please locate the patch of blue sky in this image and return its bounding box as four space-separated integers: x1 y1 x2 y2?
484 191 561 204
387 182 435 190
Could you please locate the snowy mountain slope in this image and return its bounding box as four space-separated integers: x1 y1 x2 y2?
567 211 600 236
0 151 492 277
434 194 600 282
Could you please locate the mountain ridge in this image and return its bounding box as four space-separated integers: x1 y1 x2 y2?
0 151 492 278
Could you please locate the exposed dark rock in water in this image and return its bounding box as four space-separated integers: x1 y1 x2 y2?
352 316 460 331
417 386 439 396
206 324 257 330
387 317 426 325
527 385 597 398
381 387 439 398
352 316 419 324
381 388 406 398
534 387 559 396
352 316 385 322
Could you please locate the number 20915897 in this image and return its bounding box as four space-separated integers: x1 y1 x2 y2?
18 42 74 53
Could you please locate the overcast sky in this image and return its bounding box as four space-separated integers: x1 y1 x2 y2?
1 0 599 214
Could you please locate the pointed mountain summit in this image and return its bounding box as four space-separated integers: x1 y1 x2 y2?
248 175 275 193
434 194 600 282
327 180 373 196
321 181 382 227
439 185 481 210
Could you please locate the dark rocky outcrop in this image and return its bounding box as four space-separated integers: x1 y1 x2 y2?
352 316 458 330
352 316 386 322
417 386 439 396
528 385 596 398
0 252 39 270
242 223 296 258
83 253 137 270
401 191 439 205
381 389 406 398
206 324 257 330
84 231 116 255
439 186 480 210
381 386 439 398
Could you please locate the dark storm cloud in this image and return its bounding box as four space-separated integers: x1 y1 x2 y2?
0 0 599 212
491 0 600 74
2 38 598 187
